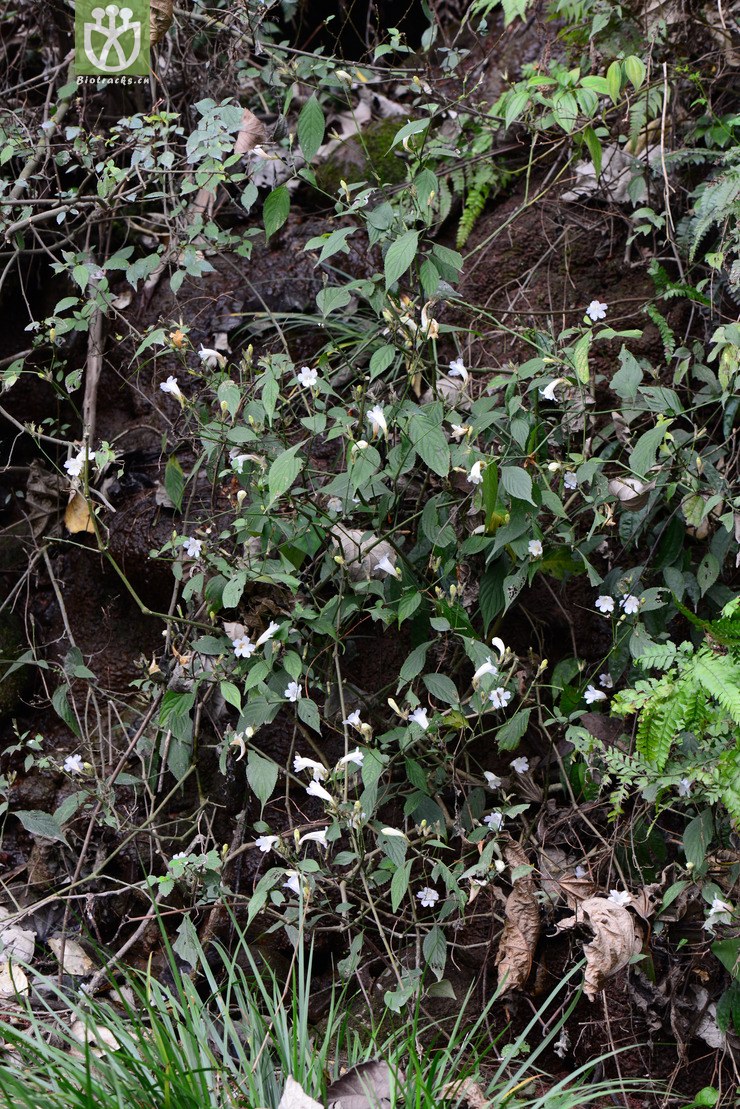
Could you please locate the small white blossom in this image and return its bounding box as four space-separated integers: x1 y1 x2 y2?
232 636 255 659
528 539 543 558
337 747 364 768
327 496 343 514
484 771 502 789
584 685 607 705
283 871 302 896
183 537 202 559
511 756 529 774
417 886 439 909
473 657 498 686
595 595 615 614
575 865 587 879
306 779 334 804
599 673 613 689
64 451 87 479
343 710 362 730
586 299 608 321
255 835 279 853
375 554 399 577
297 365 318 388
491 637 506 660
198 346 226 368
678 778 693 798
467 460 485 485
488 687 512 710
704 896 734 931
255 621 280 647
448 357 469 384
449 423 470 440
563 471 578 490
299 828 329 849
284 681 302 702
159 375 182 399
63 754 84 775
620 594 640 615
367 404 388 437
293 755 328 780
608 889 632 907
484 811 504 832
409 707 429 730
540 378 564 402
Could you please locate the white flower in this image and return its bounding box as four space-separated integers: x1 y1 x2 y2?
255 621 280 647
488 687 512 710
467 460 485 485
232 636 255 659
473 657 498 686
299 828 329 849
540 378 564 402
704 896 734 931
284 681 302 702
484 811 504 832
586 299 608 321
678 778 693 798
327 496 343 514
63 451 86 478
337 747 364 768
183 537 202 559
620 594 640 615
417 886 439 909
293 755 328 780
409 707 429 730
380 827 407 838
511 756 529 774
584 685 607 705
595 595 614 614
63 754 84 775
528 539 543 558
255 835 279 853
306 779 334 804
563 471 578 490
484 771 502 789
599 673 613 689
449 423 470 440
160 375 182 399
283 871 302 896
608 889 632 907
297 365 318 388
343 710 362 730
575 865 587 879
491 637 506 660
367 404 388 437
448 357 469 384
375 554 399 577
198 346 226 368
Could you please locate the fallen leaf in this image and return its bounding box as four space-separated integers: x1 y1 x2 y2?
608 476 656 511
438 1078 488 1108
0 961 29 999
556 896 642 1000
276 1076 324 1109
70 1019 121 1056
0 910 35 964
110 288 133 310
327 1060 399 1109
234 109 268 156
65 491 95 534
495 881 541 992
150 0 173 45
48 937 93 976
331 526 397 582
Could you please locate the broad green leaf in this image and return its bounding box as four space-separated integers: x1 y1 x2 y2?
222 571 247 609
572 331 591 384
583 125 602 177
15 809 69 846
504 88 529 130
263 185 290 240
683 809 713 870
629 422 666 478
501 465 535 505
422 926 447 981
611 348 643 399
623 55 646 90
423 672 459 705
399 642 430 686
391 860 412 912
317 286 353 316
220 681 242 711
217 379 241 418
247 750 278 807
268 444 304 505
384 229 419 289
369 344 396 380
164 455 184 511
297 696 321 733
297 94 325 163
607 60 622 105
408 412 450 477
390 119 429 149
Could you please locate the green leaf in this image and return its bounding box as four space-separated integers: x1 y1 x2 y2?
501 465 534 505
606 60 622 105
479 559 506 632
222 571 247 609
712 938 740 977
683 808 713 870
423 672 459 705
422 926 447 981
390 119 429 149
572 331 591 384
246 750 278 807
369 344 396 380
263 185 290 240
217 379 240 419
504 88 529 130
15 809 69 846
164 456 184 512
384 230 419 289
391 860 412 912
408 412 450 477
496 708 531 751
583 125 602 177
629 422 666 478
220 681 242 711
297 696 321 733
297 95 325 163
316 286 353 316
268 444 304 505
52 684 81 738
399 642 430 686
610 348 643 400
623 55 646 90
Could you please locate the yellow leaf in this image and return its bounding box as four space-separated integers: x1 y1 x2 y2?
150 0 174 46
65 491 95 534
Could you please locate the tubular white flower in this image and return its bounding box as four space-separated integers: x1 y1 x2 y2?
283 871 302 895
467 460 485 485
484 811 504 832
608 889 631 907
297 366 319 388
678 778 693 798
528 539 543 558
293 755 328 780
488 687 512 710
409 707 429 730
511 756 529 774
620 594 640 615
595 595 615 614
472 657 499 686
198 346 227 368
298 828 329 849
160 375 183 399
255 621 280 647
375 554 400 577
539 378 564 402
586 299 608 321
337 747 364 768
284 681 302 702
343 710 362 730
306 779 334 805
367 404 388 437
490 637 506 660
183 537 202 559
584 685 607 705
232 636 255 659
483 771 502 789
448 357 469 384
563 471 578 490
255 835 279 853
63 754 84 775
416 886 439 909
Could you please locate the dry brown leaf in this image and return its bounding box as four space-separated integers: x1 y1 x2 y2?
0 961 29 999
150 0 173 45
495 881 541 993
331 526 397 581
70 1018 121 1056
608 477 656 511
557 896 642 1000
327 1059 399 1109
234 109 268 157
65 491 95 534
0 909 35 964
438 1078 488 1108
48 937 93 976
276 1076 324 1109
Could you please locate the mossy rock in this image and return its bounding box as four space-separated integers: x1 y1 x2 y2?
0 610 31 718
315 117 409 197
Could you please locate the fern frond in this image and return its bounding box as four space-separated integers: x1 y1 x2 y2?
691 650 740 725
635 677 696 770
457 178 491 249
645 305 675 361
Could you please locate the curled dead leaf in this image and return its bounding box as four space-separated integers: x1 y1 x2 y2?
608 477 656 511
150 0 173 45
327 1059 399 1109
557 896 642 1000
276 1077 324 1109
0 961 29 999
48 936 93 976
65 491 95 534
331 526 397 581
495 849 541 993
234 109 269 157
